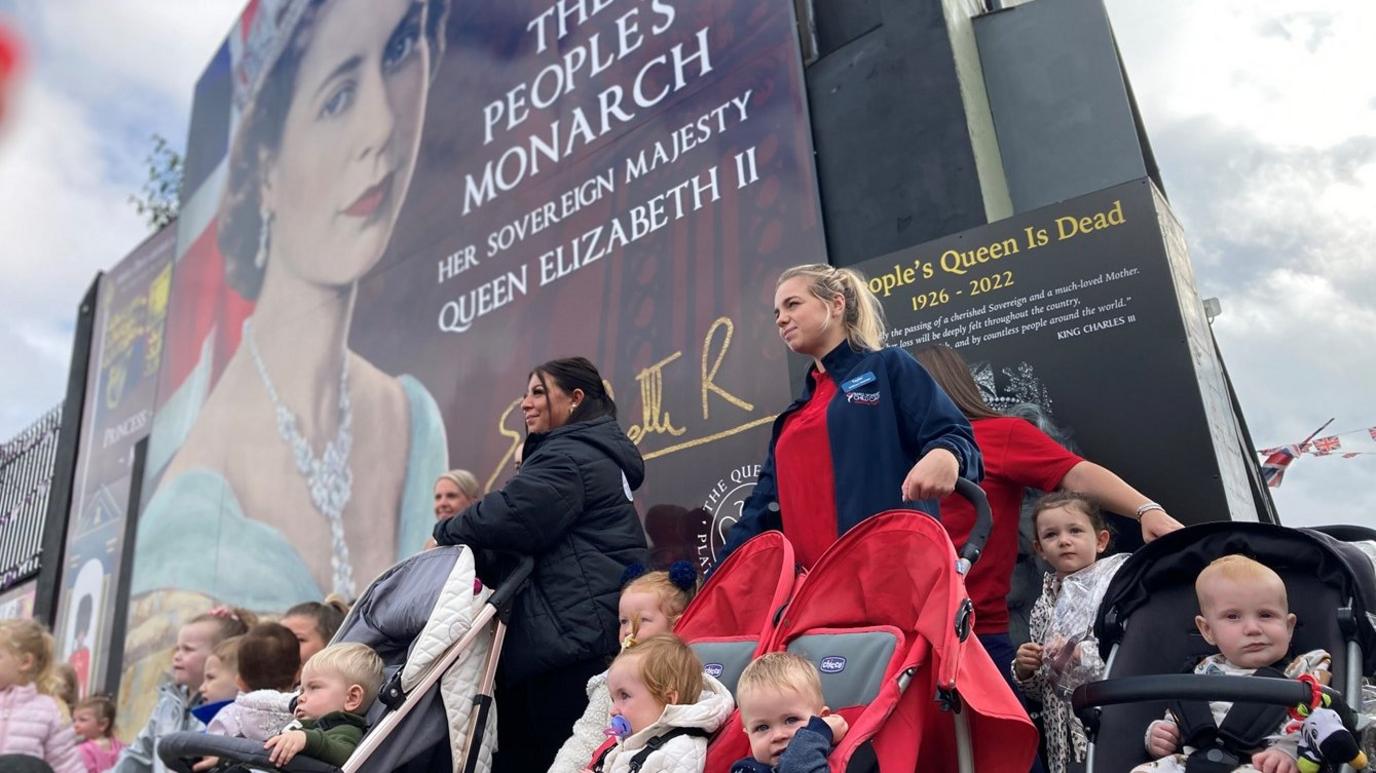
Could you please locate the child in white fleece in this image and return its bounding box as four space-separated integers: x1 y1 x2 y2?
588 634 733 773
550 564 697 773
207 623 301 741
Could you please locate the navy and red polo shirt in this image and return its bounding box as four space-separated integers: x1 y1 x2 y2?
720 342 982 569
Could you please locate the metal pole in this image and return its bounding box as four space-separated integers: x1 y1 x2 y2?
341 604 498 773
954 702 975 773
459 619 508 773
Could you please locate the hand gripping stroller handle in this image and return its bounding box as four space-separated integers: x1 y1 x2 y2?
953 478 992 575
1070 674 1354 728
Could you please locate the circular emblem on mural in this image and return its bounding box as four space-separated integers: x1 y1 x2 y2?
697 463 760 568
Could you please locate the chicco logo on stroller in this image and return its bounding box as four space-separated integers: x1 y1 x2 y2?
819 656 847 674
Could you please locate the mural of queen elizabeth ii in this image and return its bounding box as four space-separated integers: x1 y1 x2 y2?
132 0 451 613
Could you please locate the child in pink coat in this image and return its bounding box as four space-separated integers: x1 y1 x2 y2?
73 694 127 773
0 619 83 773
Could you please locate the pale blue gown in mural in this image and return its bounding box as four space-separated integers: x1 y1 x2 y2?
131 361 447 610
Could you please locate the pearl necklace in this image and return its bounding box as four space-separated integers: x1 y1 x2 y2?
243 318 356 597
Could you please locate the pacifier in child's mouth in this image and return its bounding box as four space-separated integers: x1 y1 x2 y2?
605 715 631 740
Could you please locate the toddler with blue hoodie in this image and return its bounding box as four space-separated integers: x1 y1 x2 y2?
115 608 253 773
730 653 847 773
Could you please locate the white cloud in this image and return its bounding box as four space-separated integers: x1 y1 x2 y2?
1214 270 1376 527
1108 0 1376 149
23 2 240 111
0 1 243 439
1108 0 1376 527
0 82 145 436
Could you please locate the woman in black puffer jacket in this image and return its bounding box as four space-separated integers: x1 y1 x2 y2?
433 357 648 773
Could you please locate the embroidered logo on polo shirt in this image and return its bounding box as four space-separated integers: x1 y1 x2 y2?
846 391 880 406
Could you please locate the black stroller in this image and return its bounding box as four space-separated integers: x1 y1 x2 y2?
1072 522 1376 772
158 546 532 773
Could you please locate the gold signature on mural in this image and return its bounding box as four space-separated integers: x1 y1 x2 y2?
700 317 753 420
483 316 773 488
484 398 525 494
627 353 688 444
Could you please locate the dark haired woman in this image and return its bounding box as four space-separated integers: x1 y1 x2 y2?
913 344 1182 684
133 0 451 611
433 357 649 773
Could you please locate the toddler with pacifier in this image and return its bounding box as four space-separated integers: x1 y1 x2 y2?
549 562 698 773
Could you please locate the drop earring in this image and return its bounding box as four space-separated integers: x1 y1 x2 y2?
255 204 273 269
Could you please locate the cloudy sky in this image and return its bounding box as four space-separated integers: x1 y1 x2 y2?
0 1 1370 527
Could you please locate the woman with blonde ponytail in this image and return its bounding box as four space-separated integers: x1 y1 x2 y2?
0 619 84 773
718 264 982 569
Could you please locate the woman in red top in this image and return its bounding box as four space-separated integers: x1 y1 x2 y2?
721 265 981 569
914 344 1183 682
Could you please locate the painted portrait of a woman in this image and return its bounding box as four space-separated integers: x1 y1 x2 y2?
132 0 450 610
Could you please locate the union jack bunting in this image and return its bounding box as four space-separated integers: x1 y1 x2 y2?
1312 436 1342 455
1260 445 1300 488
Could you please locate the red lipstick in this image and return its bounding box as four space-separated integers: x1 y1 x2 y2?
345 174 392 218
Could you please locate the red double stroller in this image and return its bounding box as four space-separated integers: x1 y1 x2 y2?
678 479 1039 772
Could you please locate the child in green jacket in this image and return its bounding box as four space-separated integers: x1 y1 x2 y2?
263 643 383 767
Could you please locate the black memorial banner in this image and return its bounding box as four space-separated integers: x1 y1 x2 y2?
856 178 1253 526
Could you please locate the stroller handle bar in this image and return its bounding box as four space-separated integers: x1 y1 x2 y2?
953 478 992 574
487 554 535 615
1071 674 1353 725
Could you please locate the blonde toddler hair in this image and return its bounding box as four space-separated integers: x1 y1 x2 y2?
304 642 385 707
0 619 66 709
777 264 887 352
212 635 244 671
1196 554 1289 612
737 651 825 710
614 633 703 706
187 606 257 644
621 566 697 648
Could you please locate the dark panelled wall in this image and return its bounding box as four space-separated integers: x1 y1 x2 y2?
806 0 990 266
975 0 1154 213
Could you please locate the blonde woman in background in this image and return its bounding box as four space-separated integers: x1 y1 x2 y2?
422 470 479 550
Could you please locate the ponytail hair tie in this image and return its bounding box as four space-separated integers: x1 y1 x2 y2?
619 562 648 588
667 561 697 592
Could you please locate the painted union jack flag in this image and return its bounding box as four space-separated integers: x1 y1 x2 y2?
1312 436 1342 456
1260 445 1300 488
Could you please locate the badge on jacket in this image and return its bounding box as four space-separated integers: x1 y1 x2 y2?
841 371 877 392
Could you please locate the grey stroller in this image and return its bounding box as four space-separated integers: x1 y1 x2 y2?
158 546 532 773
1071 522 1376 773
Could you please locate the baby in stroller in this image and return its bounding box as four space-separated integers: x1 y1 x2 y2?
729 652 849 772
1072 521 1376 773
262 643 385 769
1132 555 1330 773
